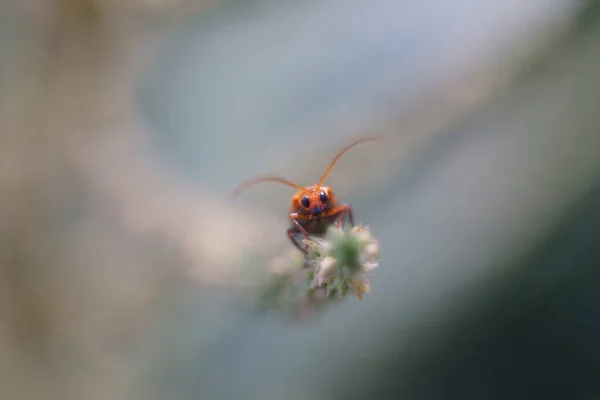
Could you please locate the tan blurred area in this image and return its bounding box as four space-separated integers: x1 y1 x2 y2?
0 1 286 399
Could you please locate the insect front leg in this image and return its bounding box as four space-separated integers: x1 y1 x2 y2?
286 226 306 253
331 204 354 230
288 213 311 254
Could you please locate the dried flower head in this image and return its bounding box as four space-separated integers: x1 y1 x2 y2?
257 224 380 318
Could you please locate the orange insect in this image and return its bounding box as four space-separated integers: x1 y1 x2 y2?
232 136 380 253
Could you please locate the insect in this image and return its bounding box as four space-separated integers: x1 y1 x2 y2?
232 136 380 253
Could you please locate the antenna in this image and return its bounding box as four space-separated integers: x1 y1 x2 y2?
317 136 382 187
232 175 305 198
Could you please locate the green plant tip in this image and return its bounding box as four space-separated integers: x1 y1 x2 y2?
330 230 361 270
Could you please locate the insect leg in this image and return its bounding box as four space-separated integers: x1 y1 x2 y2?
288 213 311 254
287 226 306 253
346 204 355 227
329 204 354 229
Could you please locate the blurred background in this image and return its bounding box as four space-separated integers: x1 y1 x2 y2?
1 0 599 399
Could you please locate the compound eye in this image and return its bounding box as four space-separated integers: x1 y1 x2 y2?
301 195 310 208
319 192 328 204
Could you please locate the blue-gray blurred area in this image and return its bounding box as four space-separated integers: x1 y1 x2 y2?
140 0 581 191
1 1 599 400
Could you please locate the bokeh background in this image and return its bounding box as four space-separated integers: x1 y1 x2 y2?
1 0 599 399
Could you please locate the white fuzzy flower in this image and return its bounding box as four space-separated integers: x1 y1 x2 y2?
348 275 371 301
351 225 373 247
314 256 338 287
362 261 379 273
364 241 380 260
305 236 333 256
